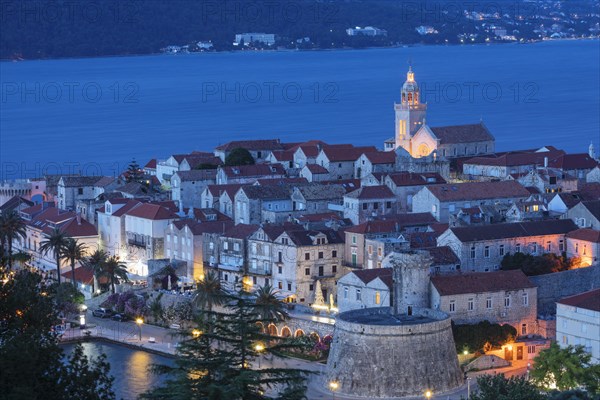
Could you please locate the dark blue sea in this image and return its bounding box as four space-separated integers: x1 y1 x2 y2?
1 40 599 179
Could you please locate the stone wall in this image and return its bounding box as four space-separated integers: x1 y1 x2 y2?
531 265 600 316
326 307 463 398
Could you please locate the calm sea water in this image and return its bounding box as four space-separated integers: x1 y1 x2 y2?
62 341 174 400
1 40 598 179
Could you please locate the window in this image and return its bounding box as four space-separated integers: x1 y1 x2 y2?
318 266 324 276
468 298 474 311
576 243 579 253
521 324 527 335
522 292 529 306
432 204 437 213
78 188 83 195
545 241 551 252
470 246 476 259
318 251 323 259
532 242 538 254
305 253 310 260
253 276 257 285
368 245 373 255
332 250 337 258
559 239 564 252
223 241 228 250
278 266 283 274
449 204 455 212
343 287 348 299
386 201 392 209
484 246 490 258
515 243 521 253
278 251 283 263
332 265 337 274
309 284 314 291
449 300 455 312
305 268 310 276
362 203 368 210
233 243 240 251
504 295 511 308
375 291 381 305
486 297 492 309
377 247 382 257
278 282 283 289
352 235 357 244
282 238 288 245
499 245 505 256
356 289 361 301
287 283 292 291
583 244 587 255
527 345 536 354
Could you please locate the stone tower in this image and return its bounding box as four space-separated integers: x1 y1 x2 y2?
395 66 427 154
326 250 463 398
388 251 432 315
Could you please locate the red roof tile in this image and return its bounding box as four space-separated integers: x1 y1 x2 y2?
426 180 530 202
387 172 446 186
144 159 157 169
321 146 378 162
351 268 393 289
305 164 329 174
363 151 396 164
345 185 395 200
431 270 535 296
126 204 177 220
566 228 600 243
430 122 494 144
215 139 283 151
557 289 600 312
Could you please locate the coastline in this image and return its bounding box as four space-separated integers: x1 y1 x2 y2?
61 334 177 358
1 37 597 63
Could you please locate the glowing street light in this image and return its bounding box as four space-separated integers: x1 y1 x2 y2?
329 381 339 400
192 329 202 338
425 390 432 399
135 318 143 341
255 343 265 368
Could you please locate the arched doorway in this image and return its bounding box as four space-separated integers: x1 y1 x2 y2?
310 332 320 342
256 322 265 334
281 326 291 338
294 329 305 338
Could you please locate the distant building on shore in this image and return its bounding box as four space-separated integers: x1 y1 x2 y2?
346 26 388 36
234 33 275 46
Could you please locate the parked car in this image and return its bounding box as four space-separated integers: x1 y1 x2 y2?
111 313 130 322
92 308 113 318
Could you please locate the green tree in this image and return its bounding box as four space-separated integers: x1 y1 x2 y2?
95 256 129 294
81 249 109 294
225 148 255 166
51 281 85 318
254 284 288 322
193 270 227 315
452 321 517 353
149 292 165 325
0 209 27 270
531 342 600 393
0 269 115 399
39 228 69 285
470 374 546 400
126 158 144 183
61 238 87 289
547 389 598 400
141 287 310 400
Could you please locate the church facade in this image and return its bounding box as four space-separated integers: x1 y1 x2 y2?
385 67 496 159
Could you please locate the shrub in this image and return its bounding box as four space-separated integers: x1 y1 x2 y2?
452 321 516 353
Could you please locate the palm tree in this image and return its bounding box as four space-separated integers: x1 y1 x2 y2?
39 228 69 285
61 238 87 288
254 284 288 322
81 249 108 294
0 209 27 270
193 270 227 315
97 256 129 294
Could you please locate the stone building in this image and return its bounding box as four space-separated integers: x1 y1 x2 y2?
57 176 116 211
290 183 346 215
97 199 142 259
565 200 600 230
412 180 531 222
234 185 292 225
337 268 393 312
383 171 446 211
354 152 396 179
430 270 538 336
216 164 286 185
213 139 286 163
437 219 578 272
216 224 259 289
315 146 377 180
566 228 600 267
170 170 217 209
326 250 463 398
343 185 397 225
556 289 600 364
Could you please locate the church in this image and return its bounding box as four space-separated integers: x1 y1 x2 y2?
384 67 496 159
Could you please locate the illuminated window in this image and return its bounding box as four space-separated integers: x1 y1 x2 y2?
375 291 381 305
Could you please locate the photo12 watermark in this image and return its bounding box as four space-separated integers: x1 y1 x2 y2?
1 81 140 104
201 81 340 104
420 81 540 104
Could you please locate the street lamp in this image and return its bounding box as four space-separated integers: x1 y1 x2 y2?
135 318 143 341
329 380 339 400
467 377 472 398
192 329 202 338
425 390 432 399
255 343 265 368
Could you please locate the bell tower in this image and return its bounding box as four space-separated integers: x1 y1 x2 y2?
395 66 427 155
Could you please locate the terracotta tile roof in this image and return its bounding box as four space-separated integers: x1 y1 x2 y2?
183 154 223 169
294 183 347 200
426 180 530 202
464 149 565 167
345 185 395 200
286 229 344 246
110 200 143 217
239 185 292 200
305 164 329 174
207 184 243 198
566 228 600 243
430 122 494 144
223 224 260 239
363 151 396 164
431 270 535 296
387 172 446 187
423 246 460 265
449 219 578 242
269 150 294 162
126 203 177 220
59 217 98 237
408 231 438 248
60 176 106 187
222 164 285 178
345 219 400 234
295 212 343 223
321 146 378 162
144 159 157 169
352 268 393 289
215 139 284 151
0 196 34 212
548 153 599 170
321 179 361 193
256 177 308 186
174 220 234 235
581 200 600 221
175 170 217 182
557 289 600 312
27 208 97 237
579 183 600 199
61 266 95 285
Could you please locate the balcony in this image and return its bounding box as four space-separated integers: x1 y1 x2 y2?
127 238 147 248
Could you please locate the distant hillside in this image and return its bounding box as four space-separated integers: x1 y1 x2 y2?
1 0 597 59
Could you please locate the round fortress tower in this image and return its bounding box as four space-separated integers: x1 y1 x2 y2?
325 251 463 398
